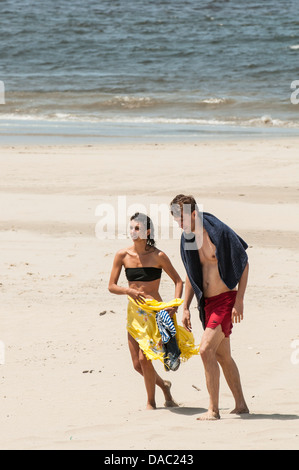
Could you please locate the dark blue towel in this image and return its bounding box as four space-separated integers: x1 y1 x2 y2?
180 212 248 329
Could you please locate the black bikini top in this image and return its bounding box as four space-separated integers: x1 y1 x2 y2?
125 267 162 282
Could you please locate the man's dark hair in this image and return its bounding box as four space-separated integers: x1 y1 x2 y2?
170 194 197 217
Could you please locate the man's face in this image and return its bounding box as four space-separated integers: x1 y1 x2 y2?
173 209 195 233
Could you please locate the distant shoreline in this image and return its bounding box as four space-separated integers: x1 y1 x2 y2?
1 118 299 145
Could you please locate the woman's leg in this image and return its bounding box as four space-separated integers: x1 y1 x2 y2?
138 348 157 409
128 333 178 409
127 333 156 409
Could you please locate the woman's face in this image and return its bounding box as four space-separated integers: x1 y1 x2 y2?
129 219 148 241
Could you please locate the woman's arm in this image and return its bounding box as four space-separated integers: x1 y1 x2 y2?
108 250 128 295
158 251 183 297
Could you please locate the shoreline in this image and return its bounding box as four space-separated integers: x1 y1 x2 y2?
1 118 299 145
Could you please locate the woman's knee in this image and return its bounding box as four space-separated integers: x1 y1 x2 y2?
132 358 142 374
139 350 151 369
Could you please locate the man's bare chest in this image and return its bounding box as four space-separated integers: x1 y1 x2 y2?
197 232 217 265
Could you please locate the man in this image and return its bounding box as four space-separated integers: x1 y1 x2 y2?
170 194 249 420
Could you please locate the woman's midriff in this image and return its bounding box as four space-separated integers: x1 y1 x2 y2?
127 279 162 301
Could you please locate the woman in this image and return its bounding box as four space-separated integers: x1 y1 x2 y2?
108 212 198 410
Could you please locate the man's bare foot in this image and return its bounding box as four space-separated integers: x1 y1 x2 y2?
163 380 179 408
197 411 220 421
164 399 179 408
230 406 249 415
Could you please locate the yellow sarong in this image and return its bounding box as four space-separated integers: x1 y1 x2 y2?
127 297 199 363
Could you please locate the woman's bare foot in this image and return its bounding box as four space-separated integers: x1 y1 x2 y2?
197 410 220 421
163 380 179 407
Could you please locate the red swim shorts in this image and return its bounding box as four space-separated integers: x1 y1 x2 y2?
204 291 237 337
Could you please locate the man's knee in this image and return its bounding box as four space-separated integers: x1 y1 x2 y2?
200 344 215 363
215 338 232 365
200 325 225 364
216 350 230 366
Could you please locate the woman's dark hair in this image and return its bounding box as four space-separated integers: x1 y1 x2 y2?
130 212 155 250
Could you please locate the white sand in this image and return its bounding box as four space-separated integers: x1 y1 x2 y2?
1 139 299 450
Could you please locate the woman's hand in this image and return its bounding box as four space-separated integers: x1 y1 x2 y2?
127 288 146 304
164 307 178 318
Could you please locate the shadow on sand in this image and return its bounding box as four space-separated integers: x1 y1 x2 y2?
168 406 207 416
169 406 299 421
239 412 299 421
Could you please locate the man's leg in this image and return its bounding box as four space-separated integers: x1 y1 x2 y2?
216 337 249 414
198 325 225 420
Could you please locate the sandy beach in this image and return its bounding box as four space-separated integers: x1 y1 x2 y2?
1 138 299 450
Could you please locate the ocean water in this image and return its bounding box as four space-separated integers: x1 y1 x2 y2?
0 0 299 142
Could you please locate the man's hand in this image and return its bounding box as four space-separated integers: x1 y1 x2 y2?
182 308 192 332
232 263 248 323
231 299 244 323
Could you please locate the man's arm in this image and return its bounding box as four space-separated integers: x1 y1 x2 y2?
158 251 183 317
232 262 249 323
182 275 195 331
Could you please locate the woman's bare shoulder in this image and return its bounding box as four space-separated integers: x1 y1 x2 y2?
114 247 131 260
155 248 172 265
156 248 169 259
